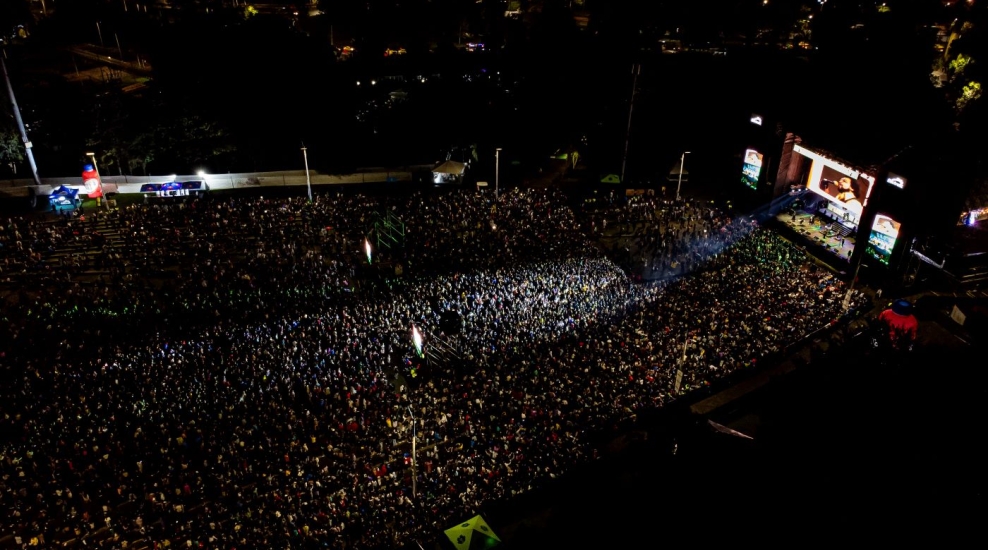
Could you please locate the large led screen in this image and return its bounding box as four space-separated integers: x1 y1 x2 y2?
865 214 901 265
741 149 763 190
794 145 875 218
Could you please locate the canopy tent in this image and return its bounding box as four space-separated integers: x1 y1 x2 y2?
433 160 467 175
667 164 689 182
48 185 80 209
444 515 501 550
433 160 467 184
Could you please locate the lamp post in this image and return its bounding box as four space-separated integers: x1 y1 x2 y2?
407 406 417 499
301 144 312 202
85 152 107 209
494 147 502 200
1 55 43 188
676 151 690 201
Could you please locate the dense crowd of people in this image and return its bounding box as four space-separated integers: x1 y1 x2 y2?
0 187 866 549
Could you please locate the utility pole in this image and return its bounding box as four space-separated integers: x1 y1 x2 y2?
621 64 640 185
676 151 690 201
301 144 312 202
495 147 501 200
1 55 43 187
407 406 417 499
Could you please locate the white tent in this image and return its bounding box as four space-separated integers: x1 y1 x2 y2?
666 164 689 182
432 161 467 184
433 160 466 175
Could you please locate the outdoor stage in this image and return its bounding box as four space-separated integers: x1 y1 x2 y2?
775 210 856 262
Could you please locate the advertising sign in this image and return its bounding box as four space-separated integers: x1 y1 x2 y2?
741 149 763 190
865 213 901 265
886 173 906 189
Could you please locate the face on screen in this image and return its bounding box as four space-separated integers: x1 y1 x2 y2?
801 154 874 215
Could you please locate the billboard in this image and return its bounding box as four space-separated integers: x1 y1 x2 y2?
741 149 763 190
793 145 874 219
865 214 901 265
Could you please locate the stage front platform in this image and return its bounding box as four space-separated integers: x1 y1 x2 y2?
776 211 856 263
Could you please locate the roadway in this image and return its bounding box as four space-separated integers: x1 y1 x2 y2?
66 45 152 76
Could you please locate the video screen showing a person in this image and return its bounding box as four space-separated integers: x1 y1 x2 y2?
818 167 862 214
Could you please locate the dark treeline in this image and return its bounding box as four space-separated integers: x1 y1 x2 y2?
0 0 978 179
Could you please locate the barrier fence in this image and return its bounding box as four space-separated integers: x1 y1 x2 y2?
0 167 434 199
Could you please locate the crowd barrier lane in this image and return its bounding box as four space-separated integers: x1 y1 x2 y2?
685 301 869 418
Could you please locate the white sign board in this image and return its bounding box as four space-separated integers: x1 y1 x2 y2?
950 305 967 326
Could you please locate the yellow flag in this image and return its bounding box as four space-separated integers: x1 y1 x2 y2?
444 515 500 550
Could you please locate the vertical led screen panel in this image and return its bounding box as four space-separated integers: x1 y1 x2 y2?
793 145 875 218
741 149 763 190
865 214 901 265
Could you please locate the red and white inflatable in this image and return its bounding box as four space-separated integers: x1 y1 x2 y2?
82 164 103 199
878 300 918 348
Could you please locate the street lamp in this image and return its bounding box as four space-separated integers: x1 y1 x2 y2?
407 406 417 499
85 152 107 209
495 147 502 200
301 144 312 202
676 151 691 201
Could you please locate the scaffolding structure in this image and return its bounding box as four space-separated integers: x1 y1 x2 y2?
369 211 405 250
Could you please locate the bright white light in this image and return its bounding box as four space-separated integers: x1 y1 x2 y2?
365 239 372 264
197 170 206 177
371 80 377 86
356 81 361 86
411 325 423 356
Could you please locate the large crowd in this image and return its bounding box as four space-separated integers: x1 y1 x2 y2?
0 187 866 549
